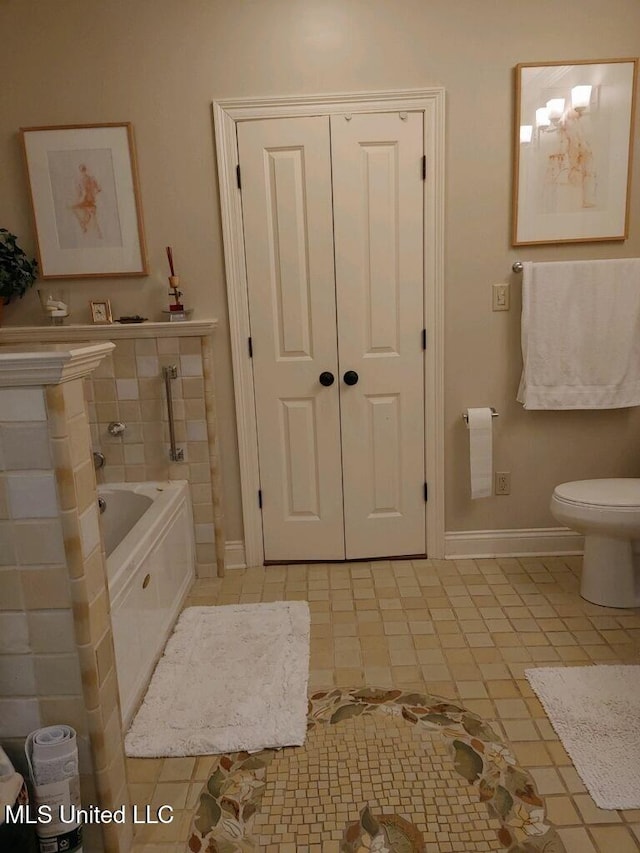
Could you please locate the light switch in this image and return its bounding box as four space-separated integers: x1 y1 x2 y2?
492 283 510 311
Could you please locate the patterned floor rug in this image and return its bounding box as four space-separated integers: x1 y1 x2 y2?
186 688 566 852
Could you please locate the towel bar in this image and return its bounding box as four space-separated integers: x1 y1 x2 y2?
512 261 523 273
462 408 499 423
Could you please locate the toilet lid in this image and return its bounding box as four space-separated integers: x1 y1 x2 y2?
554 478 640 508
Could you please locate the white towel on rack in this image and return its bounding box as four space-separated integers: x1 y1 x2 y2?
517 258 640 409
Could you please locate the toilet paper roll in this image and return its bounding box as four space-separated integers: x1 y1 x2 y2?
25 726 83 851
466 407 493 499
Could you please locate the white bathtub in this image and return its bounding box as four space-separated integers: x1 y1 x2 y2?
99 481 195 728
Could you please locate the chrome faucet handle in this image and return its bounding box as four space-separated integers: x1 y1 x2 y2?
93 451 105 470
107 421 126 436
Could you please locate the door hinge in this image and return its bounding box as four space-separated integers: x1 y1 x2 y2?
421 155 426 180
258 489 263 509
422 328 427 350
424 482 428 501
236 164 242 189
248 336 253 358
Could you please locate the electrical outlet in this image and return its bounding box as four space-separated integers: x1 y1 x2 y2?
495 471 511 495
492 283 510 311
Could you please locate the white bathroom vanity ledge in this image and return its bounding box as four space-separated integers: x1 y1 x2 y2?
0 341 116 386
0 318 217 344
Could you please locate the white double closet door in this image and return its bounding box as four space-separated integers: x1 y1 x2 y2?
238 111 426 562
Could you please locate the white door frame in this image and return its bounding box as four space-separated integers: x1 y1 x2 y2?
213 88 446 568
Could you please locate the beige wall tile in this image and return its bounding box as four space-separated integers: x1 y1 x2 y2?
186 441 209 463
74 461 97 514
183 399 206 420
0 567 23 608
113 356 137 378
0 698 41 737
1 388 47 422
0 478 7 520
157 337 179 354
181 377 204 399
62 379 86 419
93 379 117 403
178 337 201 355
34 653 83 695
79 504 101 558
117 400 141 422
7 472 58 518
98 665 120 727
21 565 71 609
0 523 16 565
27 610 76 653
95 401 120 423
60 509 84 579
134 338 157 356
39 696 88 734
1 424 51 469
67 413 92 470
77 644 100 711
15 519 66 564
0 655 36 695
0 612 30 654
95 630 115 687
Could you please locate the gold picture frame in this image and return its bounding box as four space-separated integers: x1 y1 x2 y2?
90 299 113 325
20 122 148 278
513 58 638 245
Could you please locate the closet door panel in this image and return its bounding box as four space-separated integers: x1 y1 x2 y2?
330 112 426 559
238 117 345 561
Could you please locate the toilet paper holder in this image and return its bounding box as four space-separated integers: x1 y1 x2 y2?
462 407 499 423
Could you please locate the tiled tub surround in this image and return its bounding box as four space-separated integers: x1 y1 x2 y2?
0 344 131 853
87 336 223 578
0 321 224 579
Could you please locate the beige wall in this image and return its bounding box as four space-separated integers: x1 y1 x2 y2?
2 0 640 544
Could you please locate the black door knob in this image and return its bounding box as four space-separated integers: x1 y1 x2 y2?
343 370 359 386
319 371 335 387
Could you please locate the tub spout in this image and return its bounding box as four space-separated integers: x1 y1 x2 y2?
98 497 107 514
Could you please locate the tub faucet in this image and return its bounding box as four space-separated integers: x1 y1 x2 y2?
93 451 105 470
98 497 106 514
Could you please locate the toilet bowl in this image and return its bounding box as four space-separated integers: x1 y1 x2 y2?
550 479 640 608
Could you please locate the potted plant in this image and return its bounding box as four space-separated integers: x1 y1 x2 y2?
0 228 38 321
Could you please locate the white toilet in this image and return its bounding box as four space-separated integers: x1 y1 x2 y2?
550 479 640 608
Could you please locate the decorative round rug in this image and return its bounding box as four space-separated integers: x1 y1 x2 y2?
186 688 566 853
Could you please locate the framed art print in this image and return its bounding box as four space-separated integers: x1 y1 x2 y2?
513 58 638 245
21 123 149 278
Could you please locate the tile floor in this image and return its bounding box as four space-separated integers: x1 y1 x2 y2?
128 555 640 852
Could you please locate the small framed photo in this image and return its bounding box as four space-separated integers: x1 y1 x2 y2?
90 299 113 324
20 123 148 278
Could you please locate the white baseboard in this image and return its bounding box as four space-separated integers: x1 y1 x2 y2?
444 527 583 559
224 540 247 570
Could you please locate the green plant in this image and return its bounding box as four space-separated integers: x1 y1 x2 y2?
0 228 38 304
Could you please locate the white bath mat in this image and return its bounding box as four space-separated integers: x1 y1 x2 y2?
525 665 640 809
125 602 310 758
